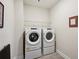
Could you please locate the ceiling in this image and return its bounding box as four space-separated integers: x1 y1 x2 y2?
24 0 59 8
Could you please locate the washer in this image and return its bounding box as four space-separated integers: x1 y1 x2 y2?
25 27 41 59
43 28 56 55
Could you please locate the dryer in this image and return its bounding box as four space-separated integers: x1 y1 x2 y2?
25 28 41 59
43 28 56 55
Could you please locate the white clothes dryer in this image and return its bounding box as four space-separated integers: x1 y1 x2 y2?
43 28 56 55
25 28 41 59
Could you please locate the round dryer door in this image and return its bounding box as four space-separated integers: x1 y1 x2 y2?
45 32 55 42
29 33 39 42
27 32 40 45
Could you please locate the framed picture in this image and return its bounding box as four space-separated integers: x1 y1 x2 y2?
69 16 78 27
0 2 4 28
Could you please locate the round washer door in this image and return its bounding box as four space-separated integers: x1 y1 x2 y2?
27 31 40 45
45 31 55 42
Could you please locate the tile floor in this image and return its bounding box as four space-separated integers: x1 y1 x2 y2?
37 53 64 59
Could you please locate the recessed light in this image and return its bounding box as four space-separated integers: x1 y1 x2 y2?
38 0 40 2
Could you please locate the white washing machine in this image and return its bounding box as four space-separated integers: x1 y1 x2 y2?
25 28 41 59
43 28 56 55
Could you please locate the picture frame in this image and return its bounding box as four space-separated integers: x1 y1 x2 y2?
69 16 78 27
0 2 4 28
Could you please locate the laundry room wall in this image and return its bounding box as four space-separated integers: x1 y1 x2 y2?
50 0 78 59
13 0 24 59
24 5 50 28
0 0 15 59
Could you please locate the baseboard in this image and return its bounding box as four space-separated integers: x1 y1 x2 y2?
13 55 23 59
57 49 71 59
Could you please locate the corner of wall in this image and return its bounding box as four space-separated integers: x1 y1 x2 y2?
56 49 71 59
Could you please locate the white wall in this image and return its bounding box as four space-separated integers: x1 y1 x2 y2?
50 0 78 59
0 0 24 59
13 0 24 59
24 5 50 27
0 0 15 59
